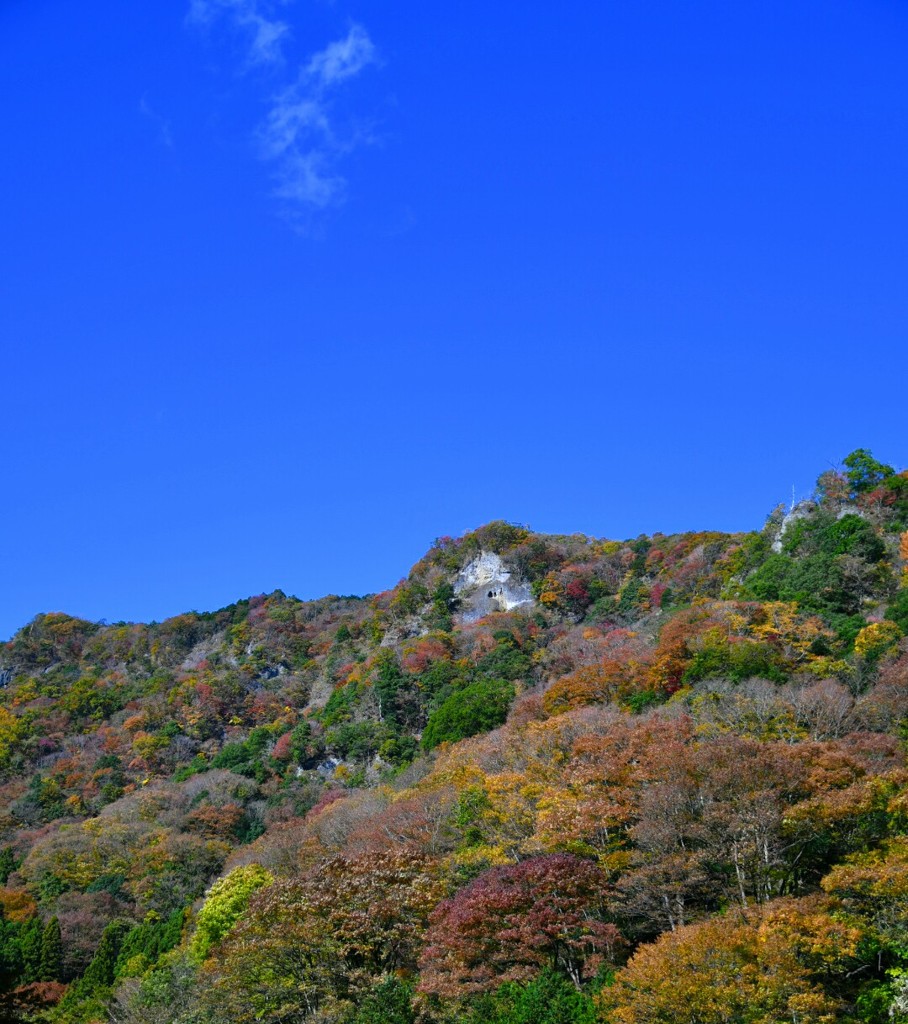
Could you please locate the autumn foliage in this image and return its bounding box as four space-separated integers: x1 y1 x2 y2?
419 854 620 996
0 453 904 1022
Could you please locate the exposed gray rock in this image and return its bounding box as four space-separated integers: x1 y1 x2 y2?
455 550 534 623
771 501 817 553
313 757 341 777
771 500 867 553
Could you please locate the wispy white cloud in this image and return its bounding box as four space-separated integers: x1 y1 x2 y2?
139 94 174 148
187 0 290 67
188 4 379 220
258 24 378 213
305 23 376 87
259 94 328 159
273 152 343 209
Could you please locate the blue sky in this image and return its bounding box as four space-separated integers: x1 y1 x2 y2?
1 0 907 639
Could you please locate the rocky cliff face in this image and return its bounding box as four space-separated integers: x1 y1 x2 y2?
454 550 534 623
771 500 817 553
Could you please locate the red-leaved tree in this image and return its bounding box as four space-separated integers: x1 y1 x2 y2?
419 853 620 997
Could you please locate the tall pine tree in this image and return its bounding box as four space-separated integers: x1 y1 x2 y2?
19 917 42 983
38 916 62 981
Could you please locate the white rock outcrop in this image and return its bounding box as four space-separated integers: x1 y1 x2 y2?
771 501 816 553
454 551 533 623
771 501 866 553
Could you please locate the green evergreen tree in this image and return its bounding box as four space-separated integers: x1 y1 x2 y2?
38 915 62 981
78 920 131 993
18 917 42 983
422 678 514 750
887 588 908 634
351 976 414 1024
56 922 131 1016
843 448 895 495
477 970 598 1024
159 908 185 954
0 917 23 991
0 848 17 886
115 908 185 977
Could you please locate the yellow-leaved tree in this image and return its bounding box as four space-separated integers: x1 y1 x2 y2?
190 863 274 961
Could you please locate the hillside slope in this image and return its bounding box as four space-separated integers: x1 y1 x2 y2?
0 449 907 1023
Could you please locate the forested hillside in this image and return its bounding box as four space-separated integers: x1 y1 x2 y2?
0 449 907 1023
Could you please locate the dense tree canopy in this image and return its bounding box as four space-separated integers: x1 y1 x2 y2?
0 451 905 1022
